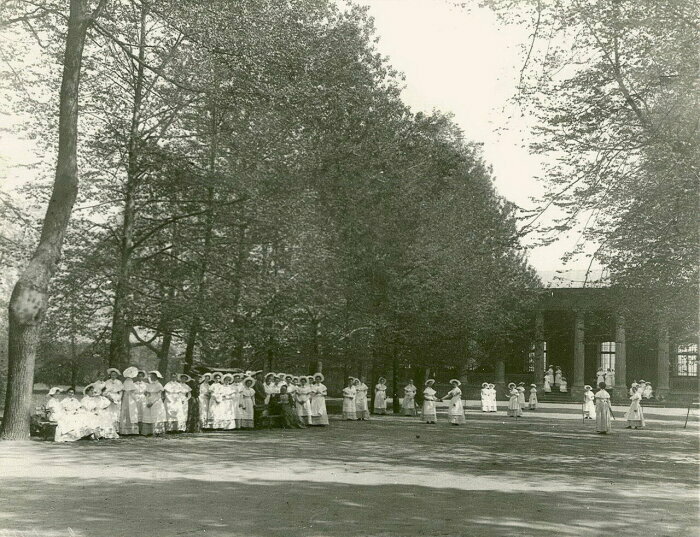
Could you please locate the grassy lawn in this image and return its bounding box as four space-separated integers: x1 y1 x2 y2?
0 410 697 537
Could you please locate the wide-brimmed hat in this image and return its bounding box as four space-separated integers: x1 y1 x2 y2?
488 383 495 388
314 373 325 382
530 384 537 387
232 373 243 380
138 369 147 377
481 382 488 388
123 366 139 379
425 379 435 386
299 376 308 383
508 382 516 388
179 374 193 383
243 377 255 385
584 384 592 390
212 372 223 378
378 376 386 382
106 368 120 376
222 373 234 381
201 373 212 380
148 370 163 379
265 372 275 379
83 383 94 395
48 387 62 396
449 379 461 386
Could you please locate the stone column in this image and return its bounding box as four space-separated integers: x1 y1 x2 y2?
534 311 545 386
573 310 585 397
614 313 627 397
495 360 505 384
657 326 670 397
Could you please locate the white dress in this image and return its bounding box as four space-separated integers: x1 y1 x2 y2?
374 384 387 413
119 379 140 435
238 386 255 428
355 383 370 419
209 382 232 429
446 387 465 424
488 388 498 412
103 379 123 431
133 380 147 422
342 386 357 419
82 395 119 439
141 381 166 435
163 381 184 431
310 383 329 425
528 387 538 409
583 391 596 418
422 387 437 423
55 397 90 442
199 381 210 428
624 392 645 427
295 385 313 424
402 385 417 416
480 388 488 412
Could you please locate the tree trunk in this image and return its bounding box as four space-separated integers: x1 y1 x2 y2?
158 331 172 375
108 2 148 369
183 320 198 374
1 0 103 440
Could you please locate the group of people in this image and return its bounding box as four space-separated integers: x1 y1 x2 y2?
506 382 539 416
42 367 330 442
543 366 568 393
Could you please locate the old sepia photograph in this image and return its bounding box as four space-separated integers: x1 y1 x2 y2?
0 0 698 536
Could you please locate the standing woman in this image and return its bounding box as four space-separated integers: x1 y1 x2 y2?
354 378 370 420
517 382 527 409
488 383 498 412
231 373 244 428
163 373 183 432
310 373 329 426
442 379 465 425
119 367 141 435
582 385 596 419
103 368 123 433
374 377 388 415
179 374 193 431
198 373 212 430
220 374 237 430
422 379 438 424
402 380 418 416
624 386 645 429
342 377 357 420
295 376 313 425
264 373 276 405
507 383 521 418
480 382 489 412
594 382 612 434
185 376 201 433
554 366 562 389
208 373 227 430
528 384 538 410
133 370 148 425
141 371 166 436
238 377 256 429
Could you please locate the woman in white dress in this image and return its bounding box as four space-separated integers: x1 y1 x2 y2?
422 379 438 424
45 387 63 422
488 383 498 412
342 377 357 420
141 371 166 436
480 382 489 412
507 383 521 417
554 367 563 389
442 379 465 425
119 366 140 435
528 384 538 410
199 373 212 429
543 372 552 393
596 368 605 386
559 377 568 393
402 380 418 416
133 370 148 424
178 374 193 431
82 384 119 440
238 377 256 429
263 373 277 405
594 382 612 434
373 377 388 415
208 373 229 429
295 376 313 425
103 368 123 432
310 373 329 426
354 378 370 420
163 373 183 432
55 387 89 442
582 385 596 419
517 383 527 408
218 374 236 430
624 386 645 429
231 373 244 428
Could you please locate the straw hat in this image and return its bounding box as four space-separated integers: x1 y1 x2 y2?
243 377 255 385
148 370 163 379
425 379 435 386
314 373 325 382
106 368 120 376
530 384 537 387
449 379 461 386
82 383 94 395
48 387 62 396
179 374 193 383
488 383 495 389
265 372 275 380
481 382 488 388
123 366 139 379
508 382 516 389
222 373 234 382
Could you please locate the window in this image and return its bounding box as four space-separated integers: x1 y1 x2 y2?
676 343 698 376
527 341 547 372
599 341 615 370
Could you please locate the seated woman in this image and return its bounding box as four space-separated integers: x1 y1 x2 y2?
269 385 305 428
559 377 568 393
45 387 63 422
81 384 119 440
55 387 91 442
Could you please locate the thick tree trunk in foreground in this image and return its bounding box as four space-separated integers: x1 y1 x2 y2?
1 0 105 440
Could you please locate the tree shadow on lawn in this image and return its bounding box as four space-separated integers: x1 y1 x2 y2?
0 476 695 537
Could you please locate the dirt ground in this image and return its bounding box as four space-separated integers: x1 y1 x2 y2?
0 408 698 537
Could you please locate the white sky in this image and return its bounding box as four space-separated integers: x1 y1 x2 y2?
0 0 602 283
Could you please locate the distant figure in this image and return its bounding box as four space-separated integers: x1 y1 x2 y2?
596 368 605 386
342 377 357 420
507 383 522 417
554 366 562 388
642 383 653 399
402 380 418 416
517 382 526 408
480 382 489 412
487 384 498 412
594 382 612 434
582 385 596 419
422 379 438 424
624 386 645 429
374 377 388 415
543 372 552 393
559 377 568 393
545 367 554 391
354 378 370 420
528 384 538 410
605 368 614 387
442 379 465 425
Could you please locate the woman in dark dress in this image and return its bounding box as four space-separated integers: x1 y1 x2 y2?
185 380 201 433
269 385 305 429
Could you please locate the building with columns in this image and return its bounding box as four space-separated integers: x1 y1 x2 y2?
532 288 699 401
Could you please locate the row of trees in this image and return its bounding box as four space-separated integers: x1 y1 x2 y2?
0 0 540 437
